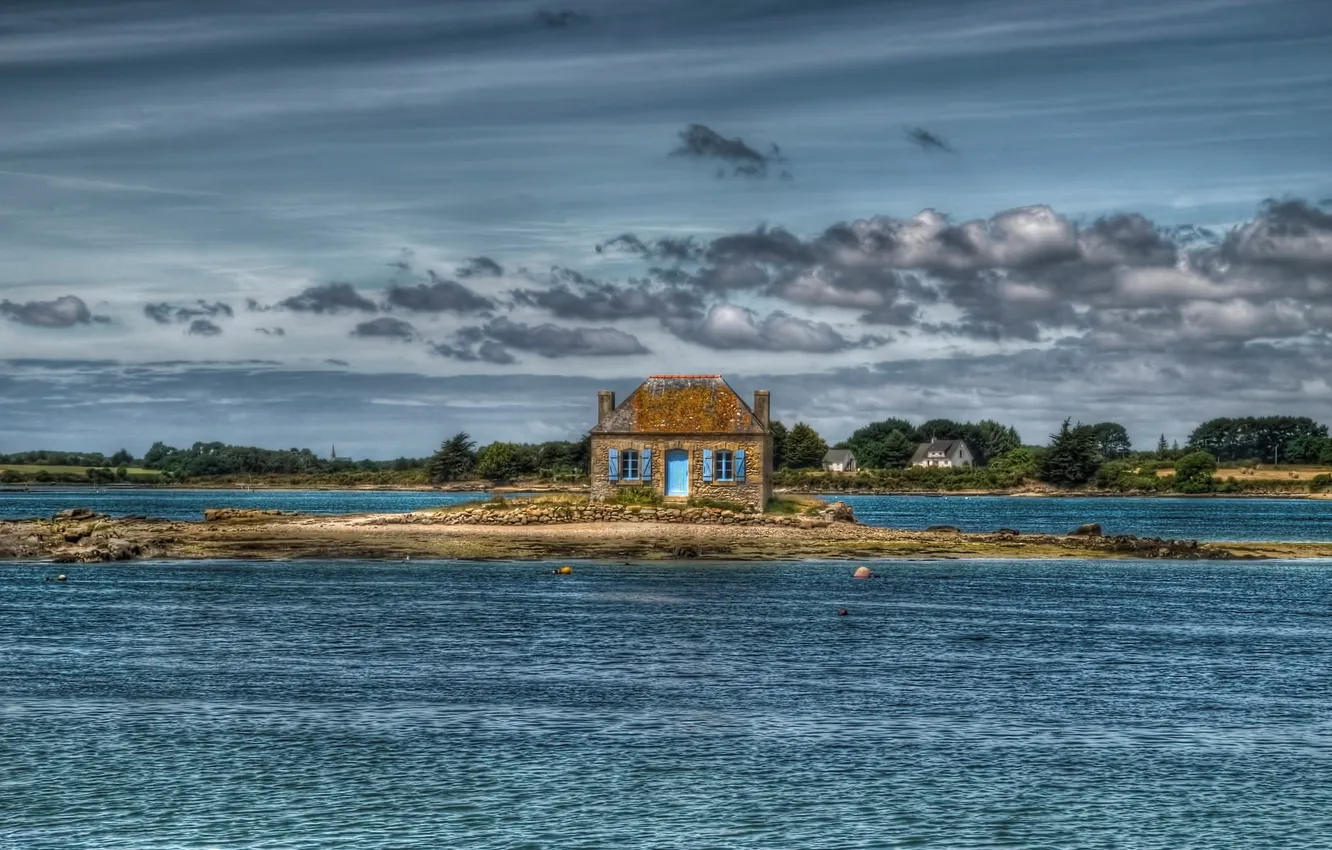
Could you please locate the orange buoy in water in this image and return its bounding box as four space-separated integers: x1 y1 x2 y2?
557 565 573 575
853 566 874 580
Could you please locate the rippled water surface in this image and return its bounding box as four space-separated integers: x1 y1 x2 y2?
4 559 1332 848
836 494 1332 541
0 488 495 521
5 488 1332 541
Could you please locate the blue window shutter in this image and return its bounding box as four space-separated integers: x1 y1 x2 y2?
736 449 746 482
642 448 652 481
608 448 619 481
702 449 713 482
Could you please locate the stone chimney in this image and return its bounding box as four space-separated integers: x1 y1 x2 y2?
752 389 770 428
597 390 616 424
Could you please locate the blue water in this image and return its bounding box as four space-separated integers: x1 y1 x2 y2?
4 558 1332 848
837 494 1332 542
0 488 495 522
5 488 1332 542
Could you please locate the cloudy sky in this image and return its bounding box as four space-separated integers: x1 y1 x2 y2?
2 0 1331 457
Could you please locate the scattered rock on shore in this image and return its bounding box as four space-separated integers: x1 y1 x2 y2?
1069 523 1103 537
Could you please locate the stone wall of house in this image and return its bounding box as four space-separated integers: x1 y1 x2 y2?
589 434 772 508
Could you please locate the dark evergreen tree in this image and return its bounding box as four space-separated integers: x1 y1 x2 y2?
768 420 789 469
784 422 829 469
1090 423 1132 459
429 432 477 482
1039 419 1101 487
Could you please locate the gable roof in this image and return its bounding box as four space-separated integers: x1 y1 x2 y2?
591 375 767 435
823 449 856 464
909 439 974 464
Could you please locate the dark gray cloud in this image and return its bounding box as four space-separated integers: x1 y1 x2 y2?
186 318 223 336
145 299 234 325
595 234 705 263
385 271 495 313
664 304 882 353
456 256 504 278
904 126 957 154
255 327 285 336
589 199 1332 346
430 338 517 365
278 283 377 314
350 317 416 340
671 124 787 179
0 295 103 328
535 9 591 28
510 276 704 321
430 315 648 361
482 316 649 357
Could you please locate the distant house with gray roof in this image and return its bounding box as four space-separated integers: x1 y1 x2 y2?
822 449 857 473
910 439 980 468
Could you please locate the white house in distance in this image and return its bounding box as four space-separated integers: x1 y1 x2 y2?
911 439 979 468
822 449 858 473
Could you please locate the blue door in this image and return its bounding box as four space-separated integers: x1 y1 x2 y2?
665 450 689 496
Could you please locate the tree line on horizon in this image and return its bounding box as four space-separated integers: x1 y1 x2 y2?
2 415 1331 487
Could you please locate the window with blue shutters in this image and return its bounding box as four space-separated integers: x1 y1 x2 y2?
608 448 619 481
641 448 652 481
702 449 713 482
715 450 734 481
620 449 640 481
735 449 746 481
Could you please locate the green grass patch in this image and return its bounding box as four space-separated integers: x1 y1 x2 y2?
609 485 663 507
764 494 823 515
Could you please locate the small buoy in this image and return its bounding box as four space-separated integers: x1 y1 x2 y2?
56 574 68 583
853 566 874 580
557 565 573 575
837 608 849 616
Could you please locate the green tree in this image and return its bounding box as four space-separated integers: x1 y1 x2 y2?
1090 423 1132 459
1173 451 1218 493
846 418 916 468
784 422 828 470
1156 434 1169 459
768 420 789 469
879 430 915 469
475 442 525 481
429 432 477 482
115 466 129 481
975 420 1021 460
110 448 134 466
1039 419 1101 487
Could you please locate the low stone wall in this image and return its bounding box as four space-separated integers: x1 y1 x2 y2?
370 501 855 528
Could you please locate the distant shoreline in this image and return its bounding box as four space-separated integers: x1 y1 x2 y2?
2 483 1329 500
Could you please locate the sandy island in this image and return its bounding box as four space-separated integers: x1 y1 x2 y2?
4 505 1332 563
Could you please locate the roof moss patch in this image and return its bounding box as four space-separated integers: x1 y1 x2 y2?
593 375 766 434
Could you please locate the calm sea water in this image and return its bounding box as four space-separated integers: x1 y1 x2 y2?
3 558 1331 848
0 488 495 522
4 488 1332 541
837 494 1332 541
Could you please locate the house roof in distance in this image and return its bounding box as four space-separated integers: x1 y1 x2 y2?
592 374 767 435
909 439 972 464
823 449 856 464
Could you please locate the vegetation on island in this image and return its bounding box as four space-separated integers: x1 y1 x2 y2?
3 413 1332 496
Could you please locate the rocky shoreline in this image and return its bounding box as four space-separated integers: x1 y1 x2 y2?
3 504 1330 563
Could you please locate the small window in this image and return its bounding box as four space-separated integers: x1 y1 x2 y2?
620 449 640 481
715 450 734 482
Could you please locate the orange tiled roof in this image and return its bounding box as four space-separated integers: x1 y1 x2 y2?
592 375 766 435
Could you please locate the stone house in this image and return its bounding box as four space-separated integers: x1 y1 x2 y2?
589 375 773 508
822 449 858 473
910 438 980 468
